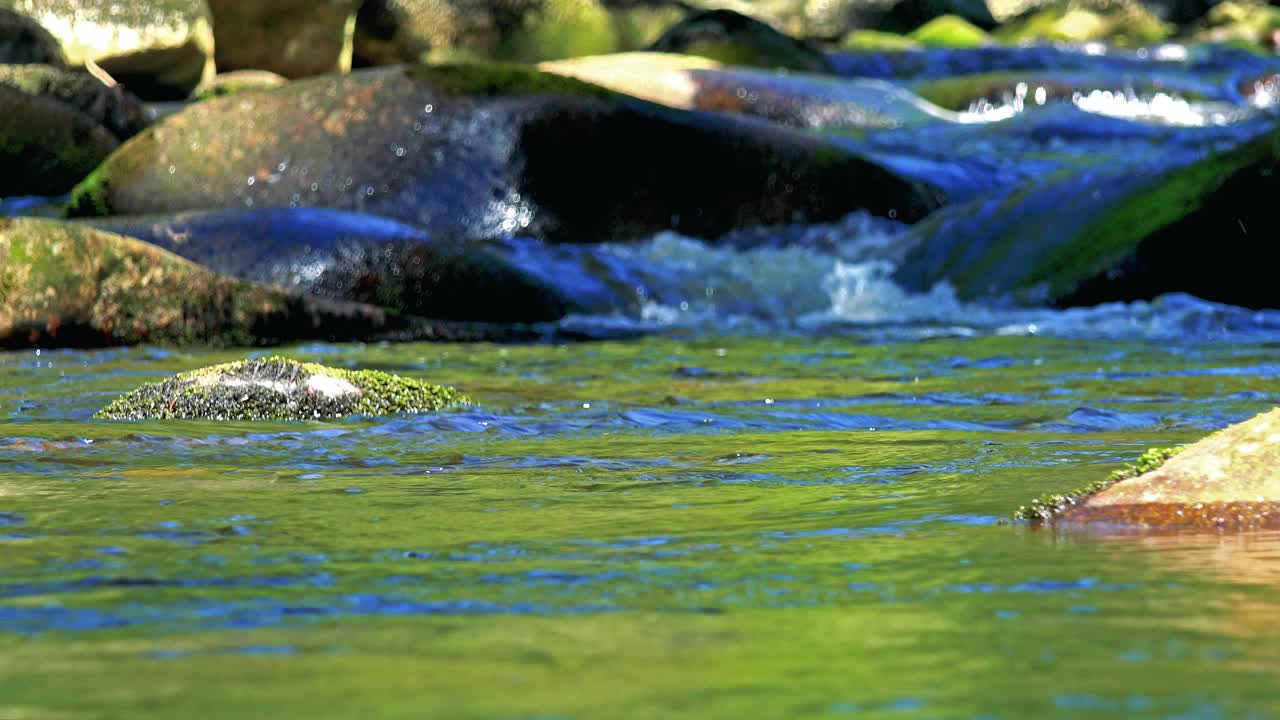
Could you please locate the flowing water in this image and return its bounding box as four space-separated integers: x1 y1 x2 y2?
5 302 1280 717
8 40 1280 719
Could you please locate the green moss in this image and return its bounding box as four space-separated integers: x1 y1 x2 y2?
65 165 113 217
496 0 619 62
840 29 921 51
95 356 469 421
908 15 990 48
1026 134 1274 300
1014 446 1182 522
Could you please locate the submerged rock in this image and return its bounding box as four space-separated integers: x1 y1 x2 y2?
648 9 831 72
66 62 939 243
95 356 469 421
83 208 573 323
1017 408 1280 529
0 6 63 64
0 0 215 99
206 0 359 78
0 217 410 348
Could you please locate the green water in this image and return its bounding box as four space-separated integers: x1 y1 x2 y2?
2 336 1279 718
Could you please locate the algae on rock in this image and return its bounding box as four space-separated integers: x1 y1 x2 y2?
95 356 469 421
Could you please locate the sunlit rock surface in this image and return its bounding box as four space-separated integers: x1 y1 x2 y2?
0 0 215 99
95 356 469 421
84 208 574 324
1020 409 1280 529
66 62 939 243
541 52 952 130
0 217 408 348
206 0 359 78
0 6 63 64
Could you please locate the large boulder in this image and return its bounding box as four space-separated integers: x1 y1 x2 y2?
0 217 408 348
95 356 468 421
1017 408 1280 529
992 0 1173 46
83 208 573 323
66 63 940 244
892 117 1280 308
648 9 831 72
0 6 63 64
206 0 359 79
0 0 215 99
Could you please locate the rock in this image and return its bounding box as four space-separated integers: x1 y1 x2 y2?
205 0 359 79
0 63 148 139
0 6 63 64
809 0 996 39
0 81 120 195
0 217 413 348
353 0 673 66
648 9 831 72
1191 2 1280 52
0 0 215 99
541 52 950 130
906 14 989 47
993 0 1173 46
95 356 469 421
193 70 288 101
83 208 573 323
66 63 940 243
892 117 1280 306
841 29 922 50
1017 408 1280 529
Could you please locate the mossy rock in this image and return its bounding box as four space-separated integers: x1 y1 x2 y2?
0 63 148 138
84 208 574 324
648 9 830 72
0 0 215 99
95 356 469 421
206 0 358 79
67 62 939 243
1017 408 1280 529
907 14 990 47
354 0 630 67
840 29 922 51
0 217 413 349
193 70 288 101
542 52 948 130
1191 1 1280 51
893 122 1280 307
994 0 1173 46
0 6 64 64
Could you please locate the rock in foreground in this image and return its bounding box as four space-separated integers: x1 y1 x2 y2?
1017 408 1280 529
95 356 468 421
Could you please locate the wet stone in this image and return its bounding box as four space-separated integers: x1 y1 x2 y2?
1018 408 1280 529
95 356 470 421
